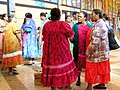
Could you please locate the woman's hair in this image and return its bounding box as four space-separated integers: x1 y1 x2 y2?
103 13 109 20
50 8 61 21
25 13 32 18
72 12 78 16
1 13 7 20
80 11 88 18
23 18 26 24
9 14 15 22
65 15 70 20
93 9 103 19
40 12 47 17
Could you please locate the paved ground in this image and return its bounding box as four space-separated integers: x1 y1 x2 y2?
0 48 120 90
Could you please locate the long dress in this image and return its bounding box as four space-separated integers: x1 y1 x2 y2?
76 24 90 72
85 19 110 84
41 20 78 88
22 18 39 58
2 22 22 68
72 23 90 72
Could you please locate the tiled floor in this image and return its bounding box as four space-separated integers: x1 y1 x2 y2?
0 48 120 90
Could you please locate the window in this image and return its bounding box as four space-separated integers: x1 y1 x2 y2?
43 0 50 1
51 0 58 3
62 0 67 5
72 0 77 7
77 0 80 7
67 0 72 6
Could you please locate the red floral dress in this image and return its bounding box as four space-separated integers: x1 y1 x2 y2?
41 20 78 88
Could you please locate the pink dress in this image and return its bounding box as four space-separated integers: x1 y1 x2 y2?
75 24 90 72
41 20 78 88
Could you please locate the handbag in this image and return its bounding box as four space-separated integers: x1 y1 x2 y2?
106 24 120 50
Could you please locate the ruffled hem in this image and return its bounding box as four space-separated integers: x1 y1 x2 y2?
2 54 22 68
85 59 110 84
41 60 78 88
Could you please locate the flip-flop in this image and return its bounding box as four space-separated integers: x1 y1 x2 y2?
93 84 106 89
13 71 19 75
13 69 17 71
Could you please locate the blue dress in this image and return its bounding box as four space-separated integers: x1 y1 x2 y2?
22 18 39 58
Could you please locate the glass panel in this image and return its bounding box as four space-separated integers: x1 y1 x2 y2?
81 0 86 10
51 0 58 3
72 0 77 7
67 0 72 6
77 0 80 7
42 0 50 1
62 0 67 5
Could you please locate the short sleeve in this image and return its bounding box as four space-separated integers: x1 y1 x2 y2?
61 21 74 38
12 23 20 34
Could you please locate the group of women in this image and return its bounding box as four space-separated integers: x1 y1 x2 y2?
41 8 110 90
0 8 110 90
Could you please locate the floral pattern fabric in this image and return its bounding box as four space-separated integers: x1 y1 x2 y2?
22 18 39 58
41 20 78 88
2 22 22 68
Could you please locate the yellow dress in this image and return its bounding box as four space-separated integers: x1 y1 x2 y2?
2 22 22 68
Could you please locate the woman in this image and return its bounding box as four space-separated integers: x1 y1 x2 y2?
2 15 22 75
71 11 91 86
0 14 8 62
38 12 48 57
41 8 78 90
85 9 110 90
65 15 73 28
22 13 39 62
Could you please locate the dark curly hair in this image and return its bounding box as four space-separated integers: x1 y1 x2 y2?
40 12 47 17
93 9 103 19
103 13 109 20
1 13 7 20
50 8 61 21
25 13 32 18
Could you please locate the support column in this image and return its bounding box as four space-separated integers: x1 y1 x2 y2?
57 0 60 8
7 0 15 17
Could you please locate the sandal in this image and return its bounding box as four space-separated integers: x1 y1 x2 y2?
13 69 17 71
93 84 106 89
13 71 19 75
